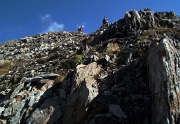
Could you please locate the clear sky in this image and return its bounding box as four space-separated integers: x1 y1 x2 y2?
0 0 180 43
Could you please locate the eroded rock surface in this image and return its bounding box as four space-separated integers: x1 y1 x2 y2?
63 62 101 124
148 37 180 124
0 8 180 124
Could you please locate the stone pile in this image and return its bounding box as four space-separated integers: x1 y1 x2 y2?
0 31 88 86
0 73 60 124
0 8 180 124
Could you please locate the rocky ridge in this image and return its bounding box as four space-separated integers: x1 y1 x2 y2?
0 8 180 124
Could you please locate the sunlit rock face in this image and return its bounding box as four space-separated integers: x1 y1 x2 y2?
0 8 180 124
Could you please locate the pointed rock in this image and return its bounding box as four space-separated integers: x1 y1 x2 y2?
63 62 101 124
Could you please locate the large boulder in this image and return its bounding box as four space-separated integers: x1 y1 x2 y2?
148 37 180 123
26 98 61 124
63 62 101 124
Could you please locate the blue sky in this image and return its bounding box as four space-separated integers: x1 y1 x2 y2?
0 0 180 43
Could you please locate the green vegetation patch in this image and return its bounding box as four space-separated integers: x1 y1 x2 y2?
138 36 149 41
0 68 8 75
0 61 11 69
60 55 83 69
115 52 126 65
139 27 180 41
0 61 11 75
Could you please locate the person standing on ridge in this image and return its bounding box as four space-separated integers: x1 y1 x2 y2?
102 17 109 29
78 26 84 32
102 16 108 25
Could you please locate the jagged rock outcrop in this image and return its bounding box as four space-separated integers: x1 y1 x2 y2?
0 74 60 123
148 36 180 124
92 8 180 41
0 8 180 124
63 62 101 124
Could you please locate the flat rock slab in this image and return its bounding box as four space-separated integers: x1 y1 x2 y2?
109 104 127 119
24 77 42 83
41 73 59 79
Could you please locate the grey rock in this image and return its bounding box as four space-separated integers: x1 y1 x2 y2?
60 99 67 116
3 99 27 120
24 77 42 83
27 99 61 124
109 104 127 119
131 94 144 100
0 107 5 116
2 105 12 117
111 54 117 63
0 119 6 124
111 85 124 92
10 82 24 99
148 37 180 123
90 55 99 62
95 114 107 118
41 73 59 79
103 90 112 96
59 89 66 99
105 55 110 62
9 99 27 124
102 84 108 90
28 96 36 107
99 74 108 80
106 113 113 118
96 97 106 102
63 62 100 124
92 83 97 88
0 9 179 124
177 68 180 78
125 53 132 65
121 48 136 54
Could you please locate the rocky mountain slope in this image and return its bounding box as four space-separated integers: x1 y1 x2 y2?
0 8 180 124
